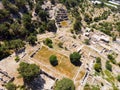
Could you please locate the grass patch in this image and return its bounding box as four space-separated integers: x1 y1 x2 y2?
33 46 79 78
60 21 68 27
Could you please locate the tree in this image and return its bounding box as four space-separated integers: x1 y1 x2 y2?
106 61 112 71
96 57 101 63
22 14 31 29
117 75 120 82
70 52 81 66
73 19 81 34
15 56 20 62
15 0 26 9
0 44 10 60
84 14 92 24
44 38 53 48
8 39 25 51
38 10 48 22
54 78 75 90
49 55 58 66
94 63 101 72
17 62 40 81
5 82 17 90
107 54 116 64
27 35 37 45
84 39 90 45
58 42 63 48
94 57 102 72
39 25 45 34
47 20 57 32
51 0 55 4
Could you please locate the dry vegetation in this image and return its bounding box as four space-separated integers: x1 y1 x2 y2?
33 46 79 78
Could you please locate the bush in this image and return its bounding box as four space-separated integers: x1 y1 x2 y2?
84 39 90 45
117 75 120 82
94 63 101 72
15 56 20 62
54 78 75 90
17 62 40 81
73 19 81 34
58 42 63 48
27 35 37 45
107 54 116 64
70 52 81 66
49 55 58 66
5 82 17 90
106 61 112 71
117 62 120 67
96 57 101 63
44 38 53 48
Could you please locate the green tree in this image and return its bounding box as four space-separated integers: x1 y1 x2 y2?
27 35 37 45
22 14 32 29
17 62 40 81
117 75 120 82
94 63 101 72
96 57 101 63
2 0 9 7
107 54 116 64
47 20 57 32
5 82 17 90
54 78 75 90
44 38 53 48
73 19 81 34
70 52 81 66
49 55 58 66
39 25 45 34
15 56 20 62
106 61 112 71
0 44 10 60
94 57 102 72
38 10 48 22
84 39 90 45
15 0 26 9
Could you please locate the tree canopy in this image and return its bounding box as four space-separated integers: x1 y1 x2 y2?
17 62 40 81
27 35 37 45
49 55 58 66
70 52 81 66
5 82 17 90
54 78 75 90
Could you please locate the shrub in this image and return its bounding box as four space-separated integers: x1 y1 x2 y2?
17 62 40 81
54 78 75 90
106 61 112 71
58 42 63 48
44 38 53 48
15 56 20 62
107 54 116 64
49 55 58 66
117 75 120 82
27 35 37 45
84 39 90 45
5 82 17 90
94 63 101 72
70 52 81 66
96 57 101 63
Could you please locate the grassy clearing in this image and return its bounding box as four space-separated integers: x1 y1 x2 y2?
33 46 79 78
60 21 68 27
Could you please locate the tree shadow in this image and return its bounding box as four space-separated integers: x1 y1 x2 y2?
25 75 45 90
72 61 82 67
